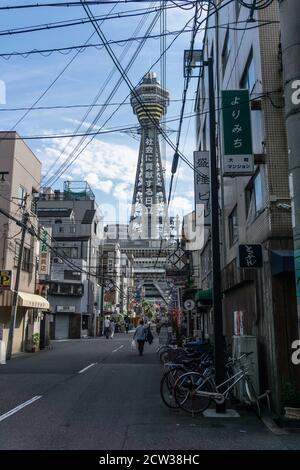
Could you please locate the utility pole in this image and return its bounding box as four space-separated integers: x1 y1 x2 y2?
206 56 225 413
279 0 300 335
6 195 29 360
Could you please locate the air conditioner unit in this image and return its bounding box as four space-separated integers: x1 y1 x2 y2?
53 257 63 264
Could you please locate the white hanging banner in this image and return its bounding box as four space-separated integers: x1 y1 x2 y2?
193 151 211 226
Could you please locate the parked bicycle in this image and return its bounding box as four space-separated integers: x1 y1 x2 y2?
173 352 271 417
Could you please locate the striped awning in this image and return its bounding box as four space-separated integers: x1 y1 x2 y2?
0 290 49 309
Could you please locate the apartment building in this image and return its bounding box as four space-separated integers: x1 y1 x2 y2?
194 1 299 410
100 241 122 317
37 181 103 339
0 132 49 355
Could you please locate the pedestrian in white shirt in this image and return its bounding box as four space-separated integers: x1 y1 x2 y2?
104 317 111 339
110 319 115 339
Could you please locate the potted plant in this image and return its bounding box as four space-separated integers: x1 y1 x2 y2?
30 333 40 353
282 381 300 419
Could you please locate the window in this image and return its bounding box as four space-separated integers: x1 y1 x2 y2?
55 219 62 224
222 28 230 76
22 247 31 272
18 186 27 208
31 189 39 214
82 315 89 330
50 282 84 296
58 226 64 233
15 243 31 271
240 48 256 93
245 170 264 222
73 284 83 296
70 226 76 234
56 246 78 259
228 206 238 246
59 283 70 294
64 270 81 281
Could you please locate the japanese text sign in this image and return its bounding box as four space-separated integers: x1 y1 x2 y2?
239 244 263 269
222 90 254 176
38 228 51 275
193 151 211 226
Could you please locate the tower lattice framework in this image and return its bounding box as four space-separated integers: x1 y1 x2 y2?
130 72 169 239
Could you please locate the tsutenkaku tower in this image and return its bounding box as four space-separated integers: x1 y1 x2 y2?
130 72 169 239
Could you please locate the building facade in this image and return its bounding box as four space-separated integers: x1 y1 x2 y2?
37 181 103 339
194 1 299 410
0 132 49 355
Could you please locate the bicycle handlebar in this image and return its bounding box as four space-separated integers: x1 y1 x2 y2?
240 351 254 357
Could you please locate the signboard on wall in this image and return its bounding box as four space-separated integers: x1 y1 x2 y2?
239 244 263 268
56 306 75 313
234 311 244 336
0 270 12 290
38 227 52 275
193 151 211 226
222 90 254 176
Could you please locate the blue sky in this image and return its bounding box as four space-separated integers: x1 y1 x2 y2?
0 1 204 224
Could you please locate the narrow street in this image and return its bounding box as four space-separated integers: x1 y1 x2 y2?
0 334 299 450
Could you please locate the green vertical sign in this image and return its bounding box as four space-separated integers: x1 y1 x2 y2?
222 89 254 175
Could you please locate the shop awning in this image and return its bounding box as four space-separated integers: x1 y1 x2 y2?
0 291 49 309
271 250 294 275
195 288 212 301
18 292 49 309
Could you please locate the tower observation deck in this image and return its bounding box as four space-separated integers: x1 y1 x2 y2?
130 72 170 239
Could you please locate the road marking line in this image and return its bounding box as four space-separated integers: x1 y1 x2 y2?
78 363 96 374
0 396 42 423
112 345 124 353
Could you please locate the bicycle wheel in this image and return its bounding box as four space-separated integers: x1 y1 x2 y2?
159 348 171 365
174 372 212 415
157 345 168 358
244 378 261 418
160 366 186 409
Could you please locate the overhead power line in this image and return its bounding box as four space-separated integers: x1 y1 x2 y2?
0 1 196 10
42 4 162 188
0 2 120 187
0 19 277 57
0 1 189 37
0 90 281 141
0 98 195 112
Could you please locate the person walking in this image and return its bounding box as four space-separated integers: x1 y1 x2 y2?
104 317 111 339
133 319 146 356
146 323 154 344
110 318 115 339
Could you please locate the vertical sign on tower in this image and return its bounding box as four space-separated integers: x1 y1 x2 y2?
144 135 154 211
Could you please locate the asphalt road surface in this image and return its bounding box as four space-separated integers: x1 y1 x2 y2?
0 334 299 450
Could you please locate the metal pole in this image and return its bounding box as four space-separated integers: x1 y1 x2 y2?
207 56 225 413
100 285 104 336
6 201 29 360
279 0 300 336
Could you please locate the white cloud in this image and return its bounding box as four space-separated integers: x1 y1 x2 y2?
38 136 138 195
170 196 193 215
113 182 132 202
